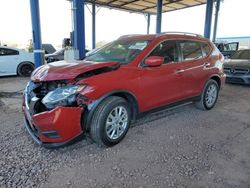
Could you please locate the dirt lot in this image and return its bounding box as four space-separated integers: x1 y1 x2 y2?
0 77 249 188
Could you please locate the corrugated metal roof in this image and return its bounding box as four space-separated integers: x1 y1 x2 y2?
85 0 207 14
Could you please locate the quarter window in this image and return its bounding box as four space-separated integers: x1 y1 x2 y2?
179 41 203 61
201 42 211 57
148 40 179 64
0 48 19 56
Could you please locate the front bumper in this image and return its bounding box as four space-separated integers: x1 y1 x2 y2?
23 102 84 148
225 74 250 85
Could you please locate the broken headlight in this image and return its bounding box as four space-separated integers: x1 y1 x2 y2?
42 85 87 109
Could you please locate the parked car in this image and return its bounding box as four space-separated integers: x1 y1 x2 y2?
45 48 89 63
23 32 225 148
215 42 239 58
223 49 250 85
45 48 65 63
0 46 34 77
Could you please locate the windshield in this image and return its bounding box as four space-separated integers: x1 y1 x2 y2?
231 50 250 59
85 39 151 64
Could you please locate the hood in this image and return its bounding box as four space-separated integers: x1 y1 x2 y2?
224 59 250 68
31 60 120 82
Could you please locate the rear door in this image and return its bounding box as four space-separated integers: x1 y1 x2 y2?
0 48 20 75
176 40 209 98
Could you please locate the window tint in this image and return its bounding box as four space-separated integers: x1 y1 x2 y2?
201 42 211 56
179 41 203 61
0 48 19 56
224 43 238 51
149 40 178 64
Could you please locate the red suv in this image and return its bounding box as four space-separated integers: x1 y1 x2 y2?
23 32 225 148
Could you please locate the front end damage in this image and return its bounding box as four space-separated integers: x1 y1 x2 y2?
22 80 88 148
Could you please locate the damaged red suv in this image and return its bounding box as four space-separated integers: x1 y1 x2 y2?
23 32 225 148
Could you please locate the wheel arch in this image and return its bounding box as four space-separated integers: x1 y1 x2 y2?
16 61 35 75
209 75 221 89
83 90 139 131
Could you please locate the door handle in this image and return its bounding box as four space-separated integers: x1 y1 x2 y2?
176 69 185 74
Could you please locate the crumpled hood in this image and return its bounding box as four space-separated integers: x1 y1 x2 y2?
31 60 120 82
224 59 250 68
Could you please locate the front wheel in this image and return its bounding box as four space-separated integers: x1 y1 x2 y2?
90 96 131 147
195 79 219 110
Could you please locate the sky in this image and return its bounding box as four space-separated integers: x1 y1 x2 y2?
0 0 249 49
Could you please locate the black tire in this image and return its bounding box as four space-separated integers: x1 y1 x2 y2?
90 96 131 147
195 79 219 110
17 62 34 77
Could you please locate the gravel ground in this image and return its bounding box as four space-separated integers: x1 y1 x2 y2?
0 83 249 188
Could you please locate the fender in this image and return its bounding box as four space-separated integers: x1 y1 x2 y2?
82 90 139 131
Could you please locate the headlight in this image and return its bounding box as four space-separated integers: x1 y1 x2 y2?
42 85 87 109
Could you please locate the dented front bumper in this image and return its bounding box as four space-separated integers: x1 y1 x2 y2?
23 94 84 148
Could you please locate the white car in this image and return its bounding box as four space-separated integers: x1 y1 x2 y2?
0 46 34 77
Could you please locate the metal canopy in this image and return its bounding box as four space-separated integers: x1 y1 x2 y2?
85 0 207 14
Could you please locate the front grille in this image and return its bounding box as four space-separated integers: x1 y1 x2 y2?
234 68 249 75
224 67 249 75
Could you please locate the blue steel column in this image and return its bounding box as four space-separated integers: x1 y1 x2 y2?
30 0 43 68
156 0 162 34
204 0 214 39
92 0 96 49
73 0 86 59
212 0 221 42
147 13 151 34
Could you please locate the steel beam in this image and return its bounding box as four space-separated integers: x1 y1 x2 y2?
73 0 86 59
204 0 213 39
92 0 96 49
29 0 43 68
147 13 151 34
212 0 221 42
156 0 162 34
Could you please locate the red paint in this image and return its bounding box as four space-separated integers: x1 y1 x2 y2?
25 34 225 146
32 107 83 143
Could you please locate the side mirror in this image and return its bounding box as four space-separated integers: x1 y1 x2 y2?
144 56 164 67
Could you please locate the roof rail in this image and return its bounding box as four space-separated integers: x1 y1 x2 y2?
118 34 143 39
157 31 203 38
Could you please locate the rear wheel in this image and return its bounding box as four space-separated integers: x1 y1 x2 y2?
17 62 34 77
90 96 131 147
195 79 219 110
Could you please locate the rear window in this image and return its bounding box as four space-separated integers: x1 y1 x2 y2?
179 41 203 61
0 48 19 56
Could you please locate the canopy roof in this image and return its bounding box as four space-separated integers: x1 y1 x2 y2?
85 0 207 14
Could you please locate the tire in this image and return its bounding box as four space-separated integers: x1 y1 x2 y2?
195 79 219 110
90 96 131 147
17 62 34 77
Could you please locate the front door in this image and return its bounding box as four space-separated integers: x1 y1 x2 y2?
139 40 187 111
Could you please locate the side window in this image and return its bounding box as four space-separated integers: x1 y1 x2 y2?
201 42 212 57
149 40 179 64
0 48 19 56
179 41 203 61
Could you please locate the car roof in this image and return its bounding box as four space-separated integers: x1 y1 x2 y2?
118 32 208 42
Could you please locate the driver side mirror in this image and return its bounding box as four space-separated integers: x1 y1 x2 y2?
144 56 164 67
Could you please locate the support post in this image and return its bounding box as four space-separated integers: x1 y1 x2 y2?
147 13 151 34
212 0 221 42
30 0 43 68
73 0 86 59
204 0 214 39
92 0 96 49
156 0 162 34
